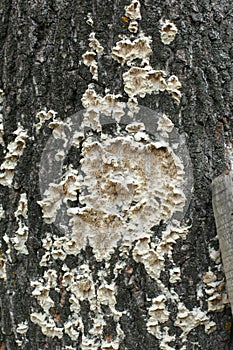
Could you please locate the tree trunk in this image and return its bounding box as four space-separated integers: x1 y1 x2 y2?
0 0 232 349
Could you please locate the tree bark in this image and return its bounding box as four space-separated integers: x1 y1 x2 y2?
0 0 233 349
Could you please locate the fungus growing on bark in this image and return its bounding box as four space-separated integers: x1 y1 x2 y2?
111 34 152 65
125 0 141 21
0 125 27 187
0 89 4 146
160 20 178 45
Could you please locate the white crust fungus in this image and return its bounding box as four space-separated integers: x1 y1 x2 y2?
169 267 181 283
82 32 104 81
160 20 178 45
147 295 169 337
0 248 7 280
33 1 198 347
123 67 167 97
86 13 94 27
68 133 186 261
81 88 125 131
11 221 29 255
174 303 216 340
203 268 230 312
30 312 63 339
0 125 27 187
0 89 4 146
111 34 152 66
15 193 28 218
88 32 104 54
0 204 5 220
225 142 233 170
125 0 141 21
82 51 98 80
38 167 81 224
166 75 182 102
35 109 58 133
16 322 29 335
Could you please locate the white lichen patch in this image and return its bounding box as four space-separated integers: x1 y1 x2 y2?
125 0 141 21
160 20 178 45
111 33 152 66
0 125 27 187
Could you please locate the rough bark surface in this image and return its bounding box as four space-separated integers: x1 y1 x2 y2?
0 0 233 349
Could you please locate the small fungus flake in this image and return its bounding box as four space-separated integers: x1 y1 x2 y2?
160 20 178 45
125 0 141 21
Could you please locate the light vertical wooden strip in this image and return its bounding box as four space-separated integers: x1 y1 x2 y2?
212 171 233 311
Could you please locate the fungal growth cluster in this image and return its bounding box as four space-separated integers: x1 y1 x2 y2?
32 0 226 348
0 0 228 349
0 125 27 187
160 20 178 45
11 193 29 255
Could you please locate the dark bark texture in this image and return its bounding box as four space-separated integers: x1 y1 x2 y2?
0 0 233 349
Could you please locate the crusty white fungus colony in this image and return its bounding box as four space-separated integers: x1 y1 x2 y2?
0 125 27 187
33 0 226 348
0 0 224 348
11 193 29 255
